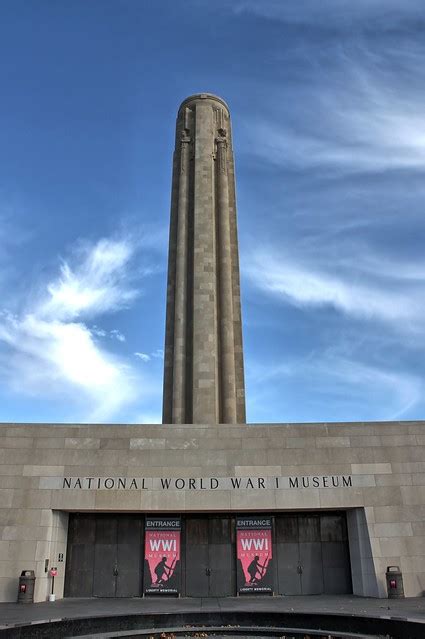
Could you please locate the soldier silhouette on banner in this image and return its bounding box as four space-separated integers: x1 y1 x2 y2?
154 556 176 585
247 555 268 584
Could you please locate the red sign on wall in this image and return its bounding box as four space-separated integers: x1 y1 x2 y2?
237 517 273 594
144 517 181 595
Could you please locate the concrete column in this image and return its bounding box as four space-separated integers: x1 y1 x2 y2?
162 93 246 425
162 148 180 425
171 133 190 423
216 136 237 423
192 102 218 423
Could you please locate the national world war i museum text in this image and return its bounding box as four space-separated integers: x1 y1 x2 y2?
1 94 425 603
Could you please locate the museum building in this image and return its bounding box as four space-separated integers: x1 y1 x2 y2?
1 94 425 603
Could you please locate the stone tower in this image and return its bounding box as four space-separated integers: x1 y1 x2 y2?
162 93 246 424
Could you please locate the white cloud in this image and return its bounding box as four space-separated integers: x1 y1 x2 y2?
239 41 425 175
0 236 147 421
134 349 164 363
40 238 137 321
91 325 107 337
91 326 127 343
246 250 425 330
110 329 126 342
243 99 425 174
0 313 135 421
135 352 151 362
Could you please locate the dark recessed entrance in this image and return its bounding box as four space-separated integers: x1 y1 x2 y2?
65 514 143 597
64 511 351 598
275 513 351 595
184 515 236 597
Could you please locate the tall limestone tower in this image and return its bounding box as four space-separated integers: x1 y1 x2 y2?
163 93 246 424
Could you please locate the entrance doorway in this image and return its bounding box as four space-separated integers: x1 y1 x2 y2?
275 512 351 595
184 515 236 596
65 511 351 598
65 514 143 597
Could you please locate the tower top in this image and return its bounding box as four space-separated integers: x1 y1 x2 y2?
178 93 230 114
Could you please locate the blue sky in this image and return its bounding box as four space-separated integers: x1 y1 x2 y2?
1 0 425 424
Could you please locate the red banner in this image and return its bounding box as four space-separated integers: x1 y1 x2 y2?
144 517 181 595
237 517 273 594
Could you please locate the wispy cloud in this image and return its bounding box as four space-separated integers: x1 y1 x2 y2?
234 3 425 177
246 351 423 422
134 348 164 363
0 236 150 421
91 326 127 343
321 357 423 420
40 238 138 321
135 351 151 362
232 0 425 30
246 117 425 174
110 329 126 342
241 64 425 175
245 250 425 331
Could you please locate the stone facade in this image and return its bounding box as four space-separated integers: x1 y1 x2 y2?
1 420 425 602
162 94 245 424
2 95 423 604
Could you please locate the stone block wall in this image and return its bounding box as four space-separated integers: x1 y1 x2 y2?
1 420 425 601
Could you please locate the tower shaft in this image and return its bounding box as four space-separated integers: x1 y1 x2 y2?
163 94 245 424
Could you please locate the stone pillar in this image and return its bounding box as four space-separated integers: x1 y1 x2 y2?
216 132 237 423
171 130 190 423
162 93 246 424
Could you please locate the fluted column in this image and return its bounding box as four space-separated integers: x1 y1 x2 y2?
192 102 218 423
162 93 246 425
171 131 190 423
216 133 237 423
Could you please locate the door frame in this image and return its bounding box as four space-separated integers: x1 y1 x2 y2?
65 513 144 598
182 514 236 597
275 511 352 596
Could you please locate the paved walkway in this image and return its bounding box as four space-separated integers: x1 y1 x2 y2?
1 595 425 627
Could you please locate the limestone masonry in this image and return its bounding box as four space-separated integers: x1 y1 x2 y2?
163 94 245 424
0 94 424 603
1 421 425 601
